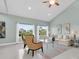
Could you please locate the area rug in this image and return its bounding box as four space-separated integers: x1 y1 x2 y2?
40 45 70 59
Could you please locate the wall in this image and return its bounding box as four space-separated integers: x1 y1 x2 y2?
0 15 16 44
0 14 49 44
50 0 79 34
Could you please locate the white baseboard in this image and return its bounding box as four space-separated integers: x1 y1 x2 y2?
16 42 23 44
0 42 16 46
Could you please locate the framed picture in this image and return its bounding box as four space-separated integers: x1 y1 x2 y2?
56 24 62 34
64 23 70 34
0 21 6 38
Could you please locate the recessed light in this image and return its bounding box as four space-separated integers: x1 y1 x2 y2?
28 6 31 10
48 13 51 16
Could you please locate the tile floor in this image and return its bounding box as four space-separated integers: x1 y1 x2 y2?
52 48 79 59
0 41 73 59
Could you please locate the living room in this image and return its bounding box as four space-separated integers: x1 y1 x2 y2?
0 0 79 59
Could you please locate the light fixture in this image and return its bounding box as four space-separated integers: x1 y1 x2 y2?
43 0 59 8
48 13 51 16
28 6 31 10
49 0 56 5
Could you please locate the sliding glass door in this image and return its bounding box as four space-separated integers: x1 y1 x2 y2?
37 26 48 41
16 23 49 43
16 23 35 43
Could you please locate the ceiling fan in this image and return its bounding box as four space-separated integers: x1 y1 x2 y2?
43 0 59 8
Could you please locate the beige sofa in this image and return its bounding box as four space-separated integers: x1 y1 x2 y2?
56 34 74 46
58 38 71 46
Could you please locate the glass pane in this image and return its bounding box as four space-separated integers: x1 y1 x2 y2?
17 23 35 42
18 24 35 36
37 26 48 41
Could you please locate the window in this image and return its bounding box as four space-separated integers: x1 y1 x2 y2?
37 26 48 41
17 23 35 42
18 24 35 36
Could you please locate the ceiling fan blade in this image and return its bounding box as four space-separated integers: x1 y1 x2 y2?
55 2 59 6
49 4 52 8
42 1 49 3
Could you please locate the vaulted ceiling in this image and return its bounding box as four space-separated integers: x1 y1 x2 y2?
0 0 75 22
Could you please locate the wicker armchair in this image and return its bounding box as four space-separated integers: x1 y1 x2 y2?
23 35 43 56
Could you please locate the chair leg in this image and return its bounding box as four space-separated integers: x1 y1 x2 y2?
24 44 26 48
32 50 34 57
41 47 43 52
27 49 30 54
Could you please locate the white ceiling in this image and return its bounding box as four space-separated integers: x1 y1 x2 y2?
0 0 75 22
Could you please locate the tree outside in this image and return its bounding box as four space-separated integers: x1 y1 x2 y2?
39 28 47 39
19 28 33 36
